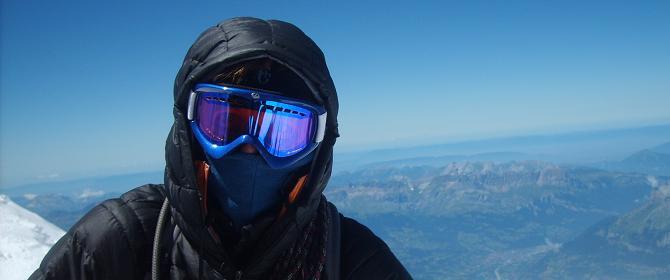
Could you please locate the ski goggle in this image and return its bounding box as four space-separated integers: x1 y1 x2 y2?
187 83 327 169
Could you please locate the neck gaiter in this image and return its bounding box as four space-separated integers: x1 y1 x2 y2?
206 151 314 229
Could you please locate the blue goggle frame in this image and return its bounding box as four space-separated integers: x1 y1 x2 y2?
187 83 327 169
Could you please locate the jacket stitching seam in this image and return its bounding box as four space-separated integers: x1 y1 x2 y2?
267 20 275 46
346 246 383 278
100 202 141 274
217 24 230 54
71 233 95 275
124 200 152 242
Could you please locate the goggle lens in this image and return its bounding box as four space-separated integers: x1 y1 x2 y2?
195 91 317 157
259 101 315 157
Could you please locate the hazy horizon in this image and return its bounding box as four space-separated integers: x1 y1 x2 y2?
2 121 668 190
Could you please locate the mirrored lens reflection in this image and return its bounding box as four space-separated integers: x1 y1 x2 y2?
197 96 253 145
196 92 316 157
258 108 314 157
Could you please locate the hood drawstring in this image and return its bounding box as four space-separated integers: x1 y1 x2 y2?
196 160 210 279
195 161 210 216
278 174 309 218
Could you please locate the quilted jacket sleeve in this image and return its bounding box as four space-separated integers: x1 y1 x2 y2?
28 184 165 280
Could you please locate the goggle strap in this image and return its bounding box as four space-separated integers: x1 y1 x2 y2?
315 112 327 143
187 90 197 121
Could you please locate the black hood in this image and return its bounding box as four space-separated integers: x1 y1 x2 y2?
163 17 340 272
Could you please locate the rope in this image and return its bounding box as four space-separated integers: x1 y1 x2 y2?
152 199 170 280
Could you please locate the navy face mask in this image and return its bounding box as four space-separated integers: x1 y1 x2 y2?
206 150 315 230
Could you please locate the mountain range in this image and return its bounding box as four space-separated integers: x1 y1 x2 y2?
332 124 670 174
592 142 670 176
326 160 668 278
2 137 669 279
525 184 670 279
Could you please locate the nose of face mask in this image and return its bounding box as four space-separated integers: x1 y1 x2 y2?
206 149 315 229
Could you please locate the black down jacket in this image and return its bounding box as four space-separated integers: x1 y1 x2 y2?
30 17 412 280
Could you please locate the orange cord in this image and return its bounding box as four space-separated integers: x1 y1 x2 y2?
288 175 308 204
194 161 210 215
279 174 309 217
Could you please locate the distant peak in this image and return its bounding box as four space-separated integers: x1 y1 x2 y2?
651 142 670 155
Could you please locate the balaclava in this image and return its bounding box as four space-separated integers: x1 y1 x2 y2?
206 150 314 229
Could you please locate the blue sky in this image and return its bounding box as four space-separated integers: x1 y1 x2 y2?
1 0 669 188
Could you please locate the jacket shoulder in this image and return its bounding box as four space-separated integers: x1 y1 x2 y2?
339 215 413 280
30 184 166 280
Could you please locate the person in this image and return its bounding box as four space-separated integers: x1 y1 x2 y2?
30 17 411 280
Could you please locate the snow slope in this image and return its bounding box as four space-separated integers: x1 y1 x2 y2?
0 194 65 280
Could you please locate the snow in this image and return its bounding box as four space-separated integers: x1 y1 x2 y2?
78 189 105 199
0 194 65 280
